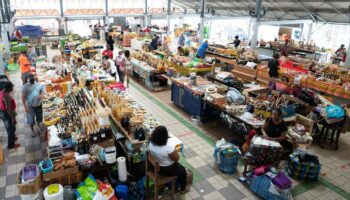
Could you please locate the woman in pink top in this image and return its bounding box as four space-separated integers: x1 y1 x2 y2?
0 82 19 149
115 51 126 83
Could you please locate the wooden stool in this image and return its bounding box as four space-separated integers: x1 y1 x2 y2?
145 152 177 200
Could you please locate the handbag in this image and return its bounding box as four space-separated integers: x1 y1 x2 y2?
272 172 292 190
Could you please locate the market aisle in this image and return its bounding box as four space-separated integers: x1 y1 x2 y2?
0 71 47 200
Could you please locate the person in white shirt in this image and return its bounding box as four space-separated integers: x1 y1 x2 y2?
149 126 188 194
102 55 119 82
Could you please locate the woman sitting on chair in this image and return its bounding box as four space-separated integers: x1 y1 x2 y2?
262 108 293 152
149 126 188 194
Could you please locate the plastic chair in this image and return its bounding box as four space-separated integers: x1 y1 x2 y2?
145 152 177 200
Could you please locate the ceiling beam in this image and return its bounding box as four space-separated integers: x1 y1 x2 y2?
203 0 350 2
296 1 327 22
325 1 350 21
203 6 350 14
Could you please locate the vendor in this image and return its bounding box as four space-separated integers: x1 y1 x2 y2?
102 44 113 59
262 109 292 152
335 44 347 65
231 35 241 48
177 46 189 56
196 40 209 59
280 40 289 57
149 126 188 194
14 28 22 41
102 55 119 81
268 53 280 78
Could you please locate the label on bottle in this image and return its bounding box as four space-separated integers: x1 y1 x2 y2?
93 136 97 141
101 133 106 138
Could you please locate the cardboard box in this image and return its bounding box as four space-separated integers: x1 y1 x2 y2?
209 93 226 105
42 165 79 181
16 171 42 195
43 171 83 187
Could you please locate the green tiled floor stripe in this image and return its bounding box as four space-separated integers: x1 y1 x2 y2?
130 81 350 197
179 157 203 183
292 181 322 197
320 178 350 199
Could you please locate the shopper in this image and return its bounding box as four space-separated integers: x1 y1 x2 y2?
232 35 241 48
280 40 289 57
149 35 159 51
28 45 36 67
106 35 115 51
22 74 44 137
261 109 292 152
124 50 131 87
18 51 31 84
102 44 113 59
149 126 188 194
102 55 119 82
268 53 280 78
196 40 209 59
178 33 185 47
0 82 19 149
115 51 125 83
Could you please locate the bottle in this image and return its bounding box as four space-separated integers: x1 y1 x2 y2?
92 130 98 144
126 141 133 158
100 126 106 142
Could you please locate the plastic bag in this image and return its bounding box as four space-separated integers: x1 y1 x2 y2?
77 174 99 200
326 105 345 119
226 88 245 104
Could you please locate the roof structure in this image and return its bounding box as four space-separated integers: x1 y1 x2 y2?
173 0 350 24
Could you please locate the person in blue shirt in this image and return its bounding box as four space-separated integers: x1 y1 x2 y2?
196 40 209 59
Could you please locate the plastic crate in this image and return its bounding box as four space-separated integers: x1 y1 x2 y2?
39 159 53 174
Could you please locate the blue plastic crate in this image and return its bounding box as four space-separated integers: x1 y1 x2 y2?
39 159 53 174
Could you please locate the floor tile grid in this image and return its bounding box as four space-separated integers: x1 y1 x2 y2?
0 72 47 200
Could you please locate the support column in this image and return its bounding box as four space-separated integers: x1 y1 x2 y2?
250 0 262 48
167 0 171 35
199 0 206 43
0 50 4 76
1 24 10 60
247 18 252 40
179 16 184 27
144 0 148 27
105 0 109 26
345 41 350 67
59 0 64 18
306 22 313 43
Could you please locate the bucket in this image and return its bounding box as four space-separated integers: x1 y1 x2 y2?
43 184 64 200
20 189 41 200
105 146 117 164
115 185 128 200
